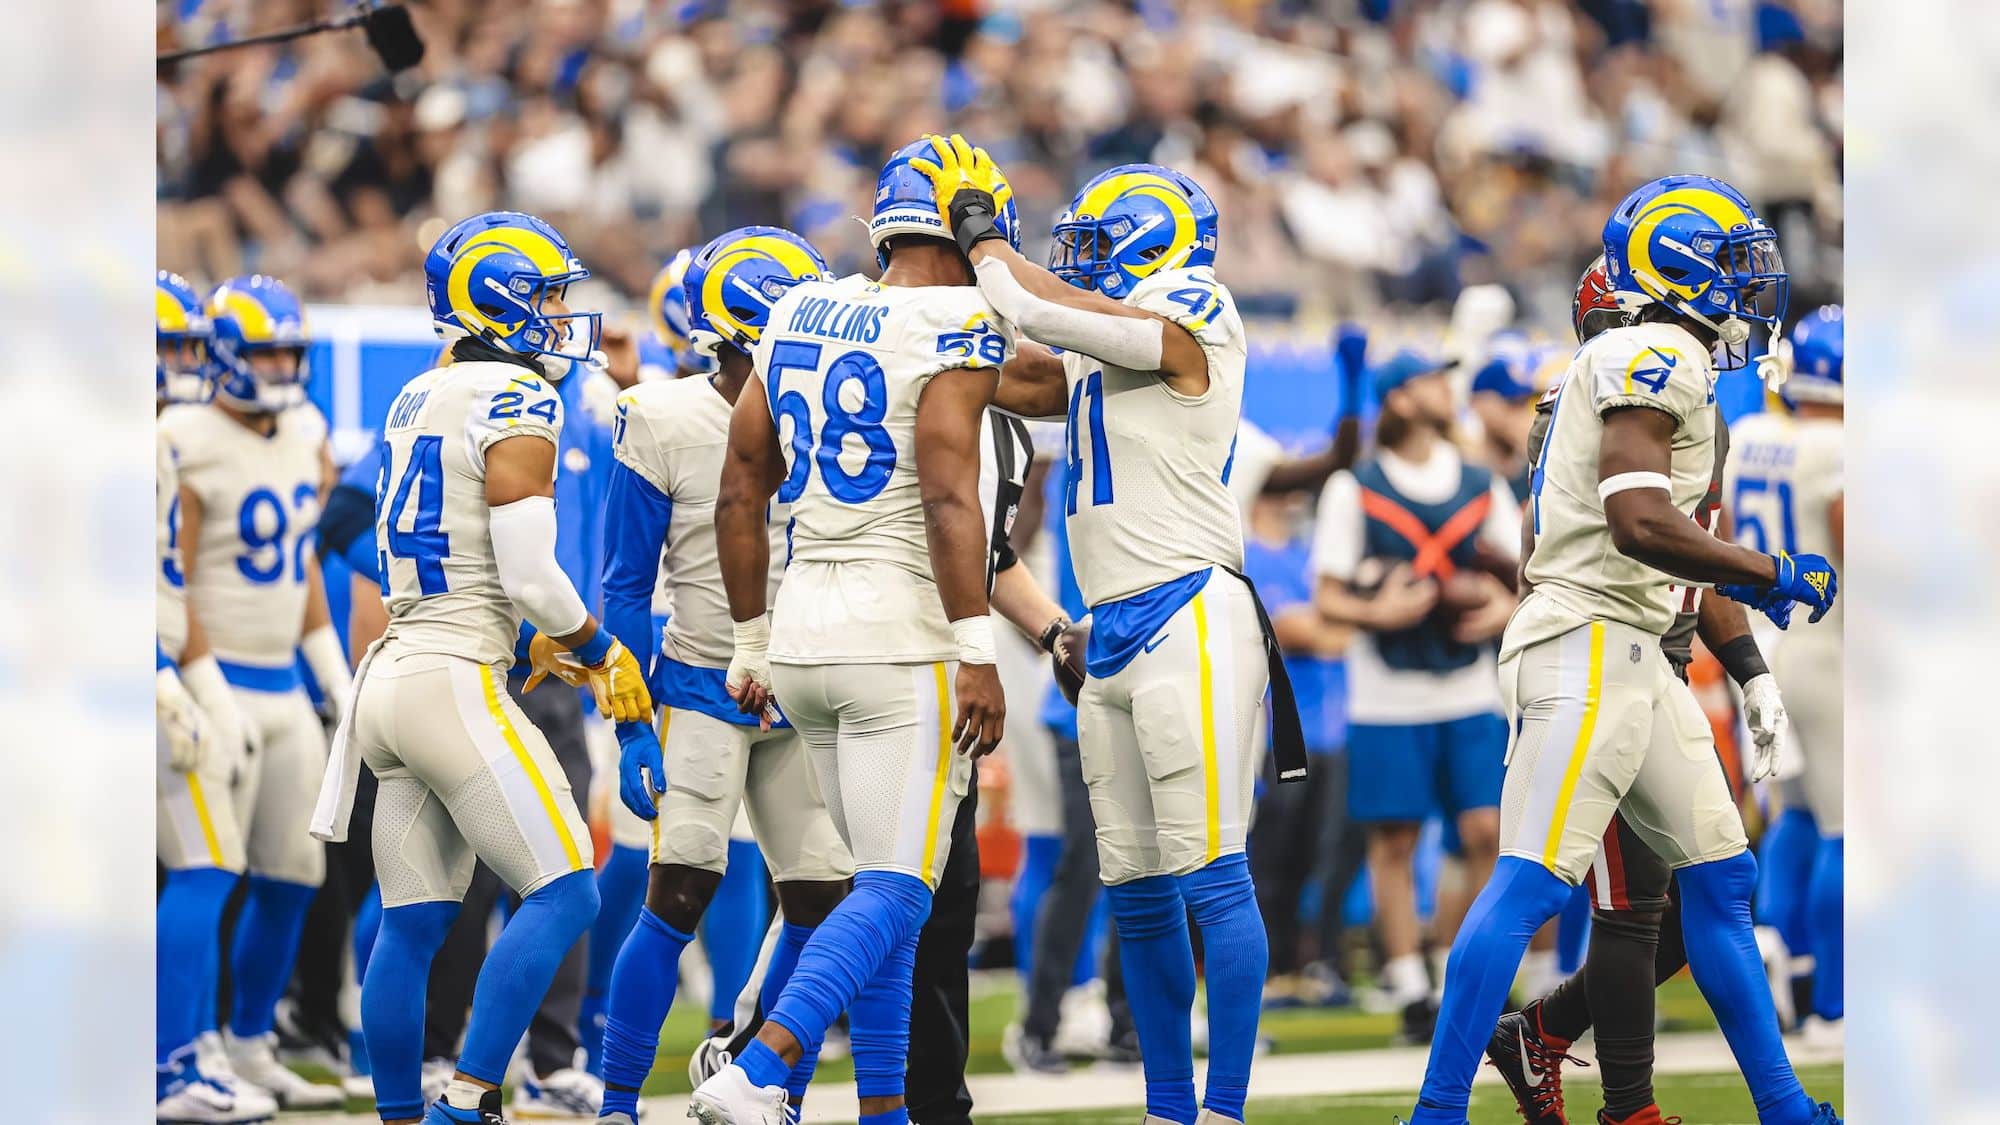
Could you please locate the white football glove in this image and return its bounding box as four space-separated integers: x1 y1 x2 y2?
157 666 209 773
1755 337 1794 393
1740 672 1788 782
180 654 251 782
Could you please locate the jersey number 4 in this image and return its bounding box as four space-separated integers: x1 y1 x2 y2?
378 435 451 595
767 341 897 505
1065 371 1112 515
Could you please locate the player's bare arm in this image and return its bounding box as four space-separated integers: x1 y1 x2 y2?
715 373 786 721
915 364 1006 758
989 555 1065 641
1599 406 1777 587
995 339 1069 419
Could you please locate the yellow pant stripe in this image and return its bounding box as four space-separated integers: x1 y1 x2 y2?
651 706 672 858
186 773 224 868
482 666 584 872
919 662 953 888
1192 593 1221 864
1542 623 1606 871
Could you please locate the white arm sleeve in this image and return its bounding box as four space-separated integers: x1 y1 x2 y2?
974 256 1164 371
490 495 591 640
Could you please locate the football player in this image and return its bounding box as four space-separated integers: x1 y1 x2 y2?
1407 176 1840 1125
913 135 1300 1125
1483 256 1794 1125
1309 344 1521 1043
690 138 1020 1125
308 211 650 1125
159 274 348 1110
590 226 854 1125
155 270 277 1124
1728 305 1845 1046
636 247 715 383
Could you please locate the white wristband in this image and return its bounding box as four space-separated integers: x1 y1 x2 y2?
732 615 771 659
1597 471 1673 501
951 614 997 666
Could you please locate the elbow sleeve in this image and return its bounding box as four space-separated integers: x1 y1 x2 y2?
489 495 590 640
974 256 1164 371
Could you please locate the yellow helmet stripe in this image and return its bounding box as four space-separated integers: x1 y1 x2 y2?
1075 171 1196 280
214 289 276 341
646 265 679 344
700 235 821 342
1636 187 1749 234
156 288 190 333
458 226 568 275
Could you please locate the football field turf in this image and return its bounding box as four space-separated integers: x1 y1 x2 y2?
979 1064 1846 1124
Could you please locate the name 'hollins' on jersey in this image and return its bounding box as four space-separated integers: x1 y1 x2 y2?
785 295 891 345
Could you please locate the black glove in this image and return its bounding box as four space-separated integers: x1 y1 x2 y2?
945 186 1008 258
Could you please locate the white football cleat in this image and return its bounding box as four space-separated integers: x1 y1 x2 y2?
1194 1111 1245 1125
687 1064 789 1125
1053 980 1112 1057
1801 1015 1845 1052
341 1071 375 1100
224 1031 345 1109
157 1076 270 1124
1755 925 1797 1029
513 1066 606 1119
190 1034 280 1120
422 1057 456 1105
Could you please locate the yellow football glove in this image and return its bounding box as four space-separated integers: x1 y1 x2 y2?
523 631 654 724
524 631 591 692
909 133 1008 222
585 638 654 724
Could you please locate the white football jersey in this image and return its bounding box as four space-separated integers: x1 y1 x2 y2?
1509 321 1719 653
613 375 790 668
1725 411 1843 629
375 361 565 668
750 273 1014 663
1060 266 1248 608
157 427 190 661
159 402 327 669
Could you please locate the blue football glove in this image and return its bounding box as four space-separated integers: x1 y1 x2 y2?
1332 323 1369 425
617 719 666 820
1718 551 1838 628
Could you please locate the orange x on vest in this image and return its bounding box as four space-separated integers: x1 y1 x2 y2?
1358 487 1493 580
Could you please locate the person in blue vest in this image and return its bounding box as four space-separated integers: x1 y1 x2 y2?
1308 349 1520 1043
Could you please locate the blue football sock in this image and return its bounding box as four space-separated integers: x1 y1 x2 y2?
1756 807 1818 960
1679 852 1813 1125
1074 889 1109 987
850 931 918 1102
1011 834 1061 983
585 843 650 1075
361 900 459 1122
158 868 236 1068
858 1111 910 1125
1807 835 1844 1021
1556 882 1593 976
1178 855 1265 1121
734 1038 791 1091
764 922 818 1101
766 870 931 1062
600 907 696 1116
1104 875 1197 1125
704 840 770 1024
1411 856 1573 1123
228 875 318 1038
457 869 599 1085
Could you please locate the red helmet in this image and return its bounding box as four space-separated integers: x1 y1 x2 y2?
1573 254 1627 343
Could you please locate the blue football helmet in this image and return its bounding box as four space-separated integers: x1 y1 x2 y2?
1049 163 1219 299
1780 304 1843 406
1602 174 1787 362
870 137 1020 268
684 226 830 357
644 248 713 376
207 275 310 413
424 210 601 380
157 269 214 404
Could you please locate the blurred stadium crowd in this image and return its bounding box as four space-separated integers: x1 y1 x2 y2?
157 0 1843 334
